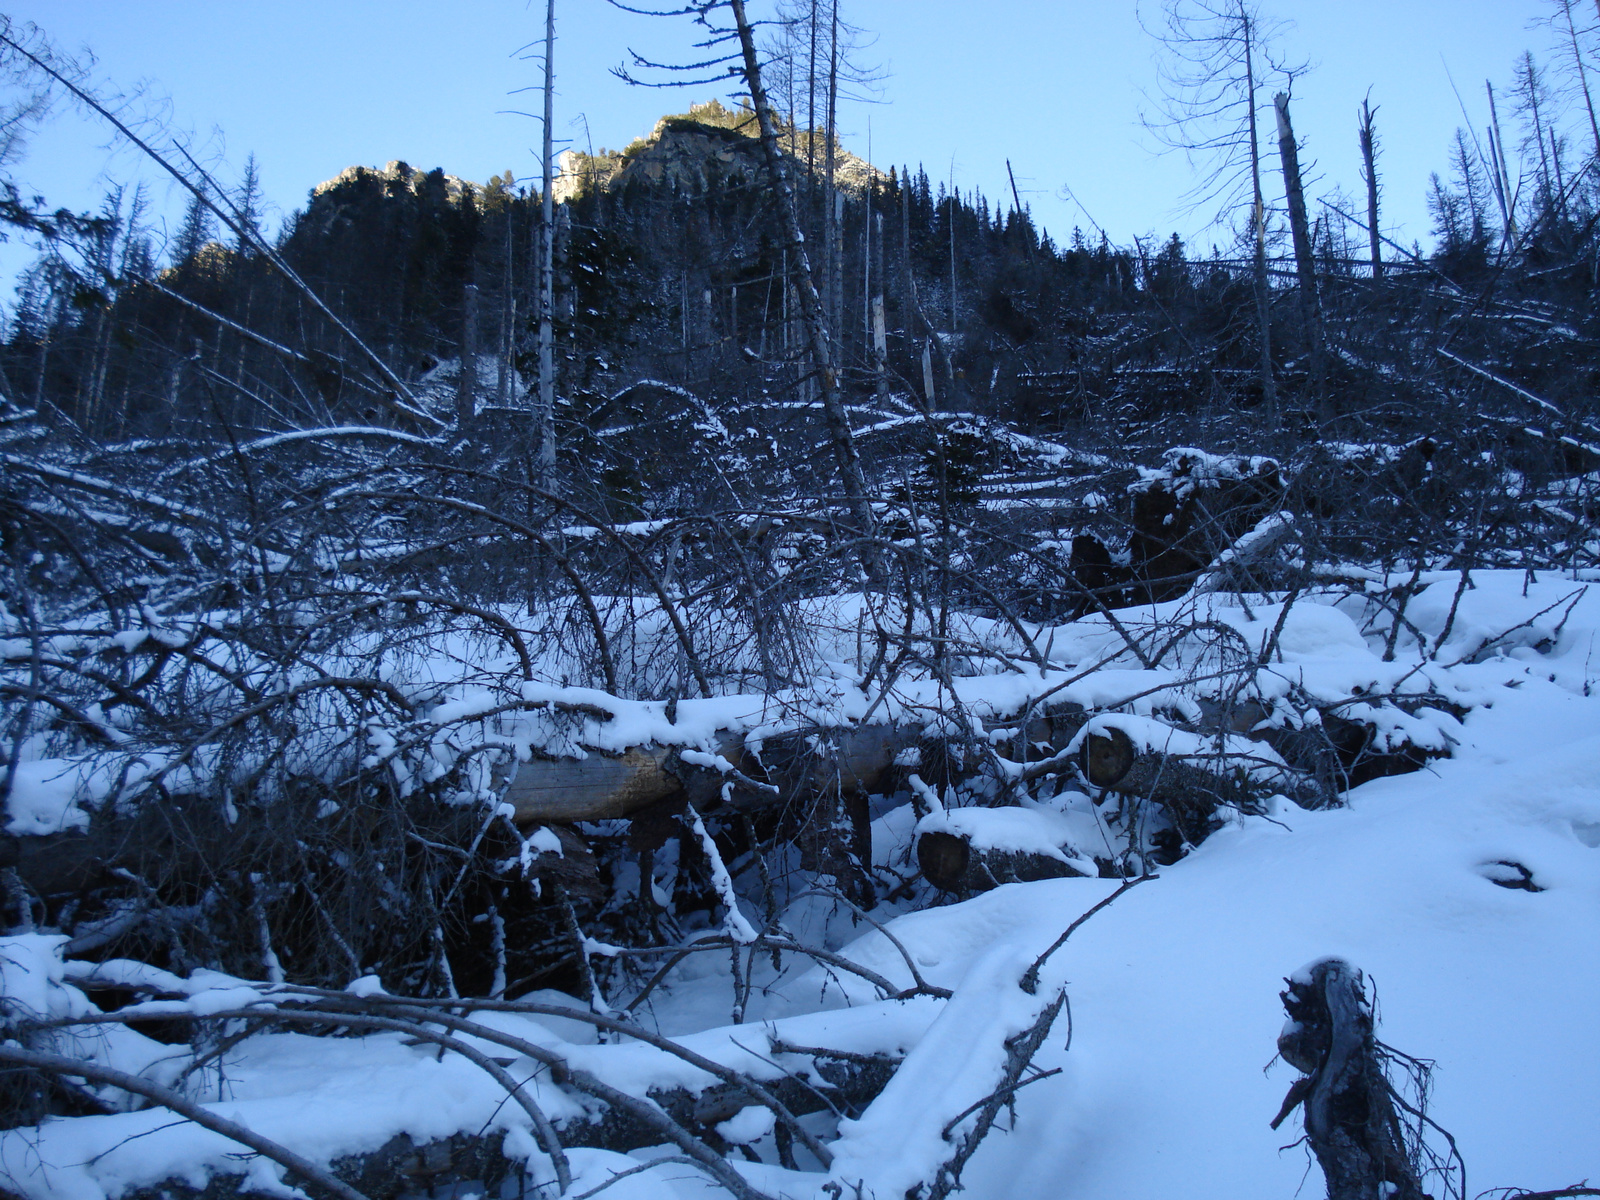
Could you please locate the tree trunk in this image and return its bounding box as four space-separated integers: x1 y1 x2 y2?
457 282 479 428
536 0 558 487
824 0 842 345
1078 720 1328 823
1485 81 1518 252
1243 16 1276 410
917 829 1092 894
901 169 914 335
1559 0 1600 176
1274 94 1320 353
871 209 887 395
498 209 515 405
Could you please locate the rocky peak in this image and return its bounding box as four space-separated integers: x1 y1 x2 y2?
556 99 884 202
313 160 475 202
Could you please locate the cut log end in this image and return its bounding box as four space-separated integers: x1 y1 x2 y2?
1081 727 1136 788
916 828 1091 895
916 830 970 892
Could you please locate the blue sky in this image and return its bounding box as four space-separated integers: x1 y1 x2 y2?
0 0 1558 289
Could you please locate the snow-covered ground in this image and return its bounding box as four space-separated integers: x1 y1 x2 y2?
3 571 1597 1199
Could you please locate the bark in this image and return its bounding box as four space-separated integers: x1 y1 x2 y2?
502 745 683 822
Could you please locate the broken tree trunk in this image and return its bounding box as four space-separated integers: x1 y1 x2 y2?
1274 93 1321 351
502 745 684 823
913 799 1100 893
1359 97 1382 281
1276 958 1426 1200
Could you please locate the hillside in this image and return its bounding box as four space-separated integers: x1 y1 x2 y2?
2 18 1599 1199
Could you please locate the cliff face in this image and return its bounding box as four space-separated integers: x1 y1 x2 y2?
555 99 883 202
304 102 882 212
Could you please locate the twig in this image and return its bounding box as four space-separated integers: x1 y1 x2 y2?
1021 875 1153 995
939 1067 1062 1139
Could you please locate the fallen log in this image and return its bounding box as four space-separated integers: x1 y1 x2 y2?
915 806 1098 894
917 830 1092 893
523 823 603 901
499 696 1098 828
1072 715 1329 818
501 745 682 823
499 723 924 825
563 1047 896 1157
1267 704 1460 790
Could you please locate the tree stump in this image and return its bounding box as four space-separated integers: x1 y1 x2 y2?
1276 957 1426 1200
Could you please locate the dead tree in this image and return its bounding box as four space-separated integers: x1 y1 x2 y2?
1358 96 1382 280
728 0 879 565
1274 92 1321 369
1141 1 1304 410
536 0 558 486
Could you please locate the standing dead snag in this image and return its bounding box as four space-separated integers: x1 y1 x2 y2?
1275 958 1428 1200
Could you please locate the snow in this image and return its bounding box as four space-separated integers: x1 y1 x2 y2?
915 805 1097 875
966 680 1600 1198
3 757 92 834
4 570 1598 1199
716 1105 777 1145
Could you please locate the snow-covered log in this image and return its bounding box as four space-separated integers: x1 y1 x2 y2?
499 725 921 825
915 805 1099 893
0 1046 899 1200
1073 714 1330 816
558 1046 897 1155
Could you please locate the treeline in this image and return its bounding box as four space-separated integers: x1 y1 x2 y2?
6 80 1600 495
0 106 1338 446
